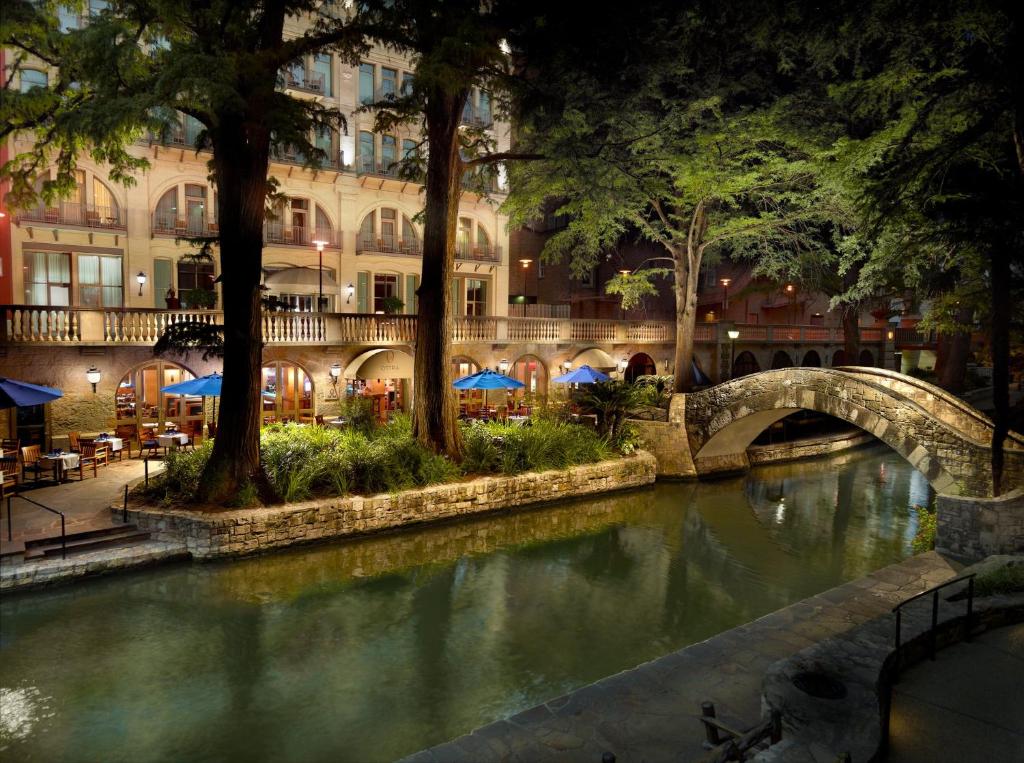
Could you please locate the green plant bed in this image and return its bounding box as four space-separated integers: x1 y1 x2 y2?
912 503 937 553
144 415 623 507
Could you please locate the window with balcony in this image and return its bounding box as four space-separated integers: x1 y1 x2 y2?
454 217 496 261
20 69 47 92
185 184 208 234
401 72 414 96
381 135 397 173
177 259 215 307
23 252 71 306
402 139 418 160
358 208 420 254
359 63 375 104
154 184 215 236
78 254 123 308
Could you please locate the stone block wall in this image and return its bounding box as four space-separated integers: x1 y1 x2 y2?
747 430 875 465
937 488 1024 560
123 453 657 558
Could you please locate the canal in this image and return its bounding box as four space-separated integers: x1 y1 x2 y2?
0 446 931 762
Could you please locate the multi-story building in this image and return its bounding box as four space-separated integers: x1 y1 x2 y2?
0 13 893 448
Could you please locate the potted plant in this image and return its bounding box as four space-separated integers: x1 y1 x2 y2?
381 295 404 315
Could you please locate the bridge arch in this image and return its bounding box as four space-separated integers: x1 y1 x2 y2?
683 368 1023 497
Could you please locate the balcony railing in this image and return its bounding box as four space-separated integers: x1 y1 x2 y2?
3 307 892 349
264 223 341 249
357 237 422 256
17 203 126 231
456 242 502 263
281 69 326 95
508 303 572 319
152 212 218 238
460 106 494 128
894 327 937 348
357 159 402 179
271 146 347 171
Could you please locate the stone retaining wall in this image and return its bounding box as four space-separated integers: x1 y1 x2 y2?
937 488 1024 560
121 453 657 559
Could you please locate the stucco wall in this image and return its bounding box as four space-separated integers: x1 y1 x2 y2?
122 453 657 559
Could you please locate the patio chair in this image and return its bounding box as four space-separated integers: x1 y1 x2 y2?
69 431 82 452
137 431 160 459
1 456 19 497
86 442 109 469
71 444 107 480
115 425 137 458
1 438 20 456
20 445 46 483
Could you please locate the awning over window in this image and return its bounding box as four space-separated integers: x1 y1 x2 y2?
264 267 337 289
343 348 414 379
571 347 615 370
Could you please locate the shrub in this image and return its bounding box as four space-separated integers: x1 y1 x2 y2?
578 381 647 443
974 564 1024 597
461 419 611 475
156 439 214 503
912 503 937 553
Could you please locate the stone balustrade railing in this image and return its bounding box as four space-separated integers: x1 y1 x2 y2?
1 306 889 349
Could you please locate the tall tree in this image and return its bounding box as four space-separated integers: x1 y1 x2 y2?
504 3 831 392
2 0 365 501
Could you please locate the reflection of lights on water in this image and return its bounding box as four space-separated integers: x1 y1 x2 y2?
0 685 55 749
774 497 786 524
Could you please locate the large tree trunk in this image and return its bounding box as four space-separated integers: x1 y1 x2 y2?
936 306 973 393
197 120 270 503
672 246 699 393
412 88 467 456
841 308 861 366
990 250 1010 496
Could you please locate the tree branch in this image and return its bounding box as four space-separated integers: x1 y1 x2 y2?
463 151 544 167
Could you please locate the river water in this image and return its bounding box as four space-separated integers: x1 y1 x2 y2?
0 446 931 762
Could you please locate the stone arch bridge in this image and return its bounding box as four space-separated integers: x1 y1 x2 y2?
636 366 1024 498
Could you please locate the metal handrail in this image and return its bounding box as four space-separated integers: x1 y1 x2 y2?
6 493 67 559
892 573 976 679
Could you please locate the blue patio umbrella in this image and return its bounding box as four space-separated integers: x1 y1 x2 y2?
0 377 63 409
452 368 524 410
552 364 610 384
160 373 275 426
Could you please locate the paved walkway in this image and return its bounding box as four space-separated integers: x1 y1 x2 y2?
1 458 157 550
404 551 961 763
887 623 1024 762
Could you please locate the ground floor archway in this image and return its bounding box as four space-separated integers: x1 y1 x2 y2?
510 354 548 404
771 350 794 369
859 349 875 366
802 350 822 367
732 351 760 378
625 352 656 383
116 360 199 437
261 361 314 424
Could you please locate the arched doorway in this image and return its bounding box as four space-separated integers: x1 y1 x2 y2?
116 360 199 436
510 355 547 403
342 349 413 421
451 356 484 415
802 350 822 367
625 352 656 383
859 349 875 367
261 361 313 424
831 350 847 367
732 351 760 378
771 350 794 369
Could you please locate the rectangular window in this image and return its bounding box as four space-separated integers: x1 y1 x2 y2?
359 131 375 173
20 69 47 93
154 258 173 308
279 294 315 312
58 5 81 31
381 135 397 173
466 279 487 316
451 277 463 316
359 63 375 105
356 271 369 313
402 139 417 160
23 251 71 306
314 53 332 96
379 208 396 250
479 90 491 124
400 72 414 96
177 259 215 307
78 254 123 308
373 273 399 313
184 184 207 235
380 67 397 98
457 217 472 258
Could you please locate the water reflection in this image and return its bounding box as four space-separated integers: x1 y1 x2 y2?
0 446 927 763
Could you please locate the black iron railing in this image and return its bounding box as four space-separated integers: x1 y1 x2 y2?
6 493 67 559
892 573 976 679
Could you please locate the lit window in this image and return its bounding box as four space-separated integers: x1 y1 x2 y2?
20 69 47 93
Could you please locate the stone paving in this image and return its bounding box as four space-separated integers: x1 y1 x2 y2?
403 551 961 763
887 623 1024 762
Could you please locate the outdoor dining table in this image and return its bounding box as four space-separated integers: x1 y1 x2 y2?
43 451 80 482
156 432 189 451
92 435 124 453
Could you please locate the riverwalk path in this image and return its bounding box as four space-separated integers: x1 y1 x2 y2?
404 551 961 763
887 622 1024 762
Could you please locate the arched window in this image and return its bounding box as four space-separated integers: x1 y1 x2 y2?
116 361 200 436
732 351 760 378
451 356 484 412
91 177 120 220
625 353 656 383
456 217 494 259
261 362 313 424
771 350 794 369
357 208 420 254
802 350 822 367
153 188 178 233
858 349 875 367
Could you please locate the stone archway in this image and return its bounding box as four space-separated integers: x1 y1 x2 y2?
802 350 822 367
625 352 656 383
677 368 1024 496
771 350 794 369
732 351 760 378
859 349 875 367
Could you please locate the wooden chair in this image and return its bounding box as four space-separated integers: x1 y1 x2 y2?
85 442 109 469
20 445 46 483
115 425 136 458
1 438 20 455
71 444 107 480
314 414 325 425
137 431 160 459
69 431 82 452
1 456 19 498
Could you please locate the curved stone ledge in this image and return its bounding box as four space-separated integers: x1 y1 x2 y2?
747 430 876 466
756 587 1024 762
118 452 658 559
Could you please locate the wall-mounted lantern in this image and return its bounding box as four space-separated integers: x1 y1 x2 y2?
498 358 510 374
136 271 147 296
86 366 101 393
346 283 355 304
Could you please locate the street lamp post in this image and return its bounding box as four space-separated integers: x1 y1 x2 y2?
727 329 739 379
312 239 328 312
719 277 731 314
